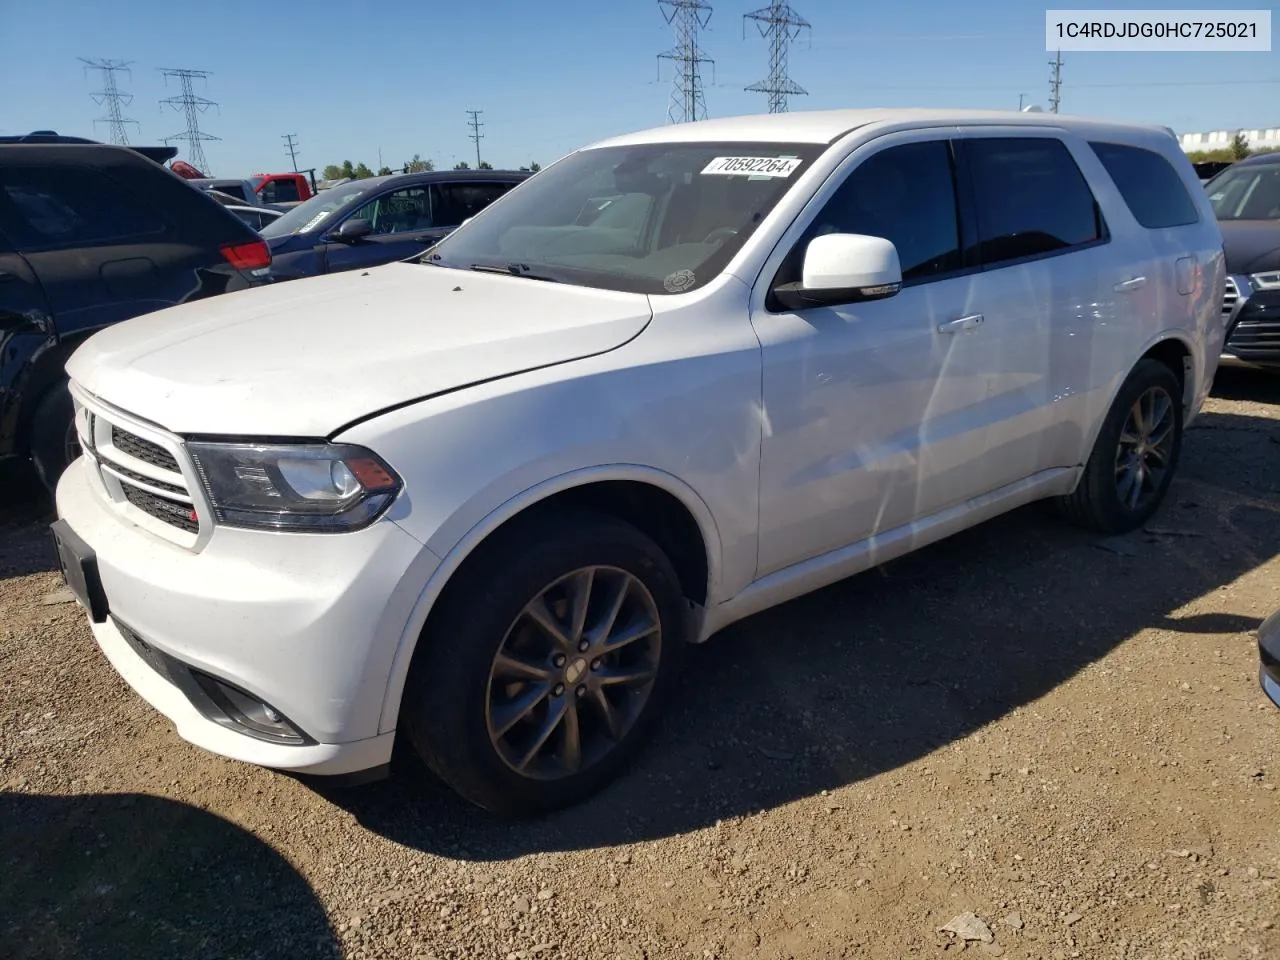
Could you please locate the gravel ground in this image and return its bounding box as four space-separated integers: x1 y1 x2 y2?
2 367 1278 960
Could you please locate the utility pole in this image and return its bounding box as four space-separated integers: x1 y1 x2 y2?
80 58 139 146
158 67 219 175
282 133 299 171
658 1 714 123
1049 50 1063 114
466 109 484 167
743 1 811 114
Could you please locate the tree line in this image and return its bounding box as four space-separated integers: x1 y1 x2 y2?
321 154 541 181
1185 133 1280 164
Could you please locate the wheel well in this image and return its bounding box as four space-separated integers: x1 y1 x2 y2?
1141 338 1192 406
478 481 711 607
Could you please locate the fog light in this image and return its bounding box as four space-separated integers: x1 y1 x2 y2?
189 671 307 745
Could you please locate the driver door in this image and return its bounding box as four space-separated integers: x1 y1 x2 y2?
320 185 440 274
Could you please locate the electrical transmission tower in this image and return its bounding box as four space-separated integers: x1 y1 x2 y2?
282 133 300 171
1049 49 1063 113
158 68 220 174
658 0 714 124
466 109 484 168
79 58 139 146
743 2 810 114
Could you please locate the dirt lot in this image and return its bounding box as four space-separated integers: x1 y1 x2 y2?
2 368 1278 960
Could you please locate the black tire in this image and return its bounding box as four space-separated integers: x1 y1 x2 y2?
30 379 78 496
403 507 686 816
1055 358 1184 534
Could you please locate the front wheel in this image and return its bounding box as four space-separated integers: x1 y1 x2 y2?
403 509 686 816
1056 358 1184 533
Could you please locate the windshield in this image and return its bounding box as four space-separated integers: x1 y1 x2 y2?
259 181 373 238
426 141 825 295
1206 163 1280 220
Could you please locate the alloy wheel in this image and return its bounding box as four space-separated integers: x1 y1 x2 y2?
1114 385 1176 512
485 565 662 780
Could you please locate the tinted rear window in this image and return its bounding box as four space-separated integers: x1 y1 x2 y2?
964 137 1103 267
0 164 167 251
1089 141 1199 229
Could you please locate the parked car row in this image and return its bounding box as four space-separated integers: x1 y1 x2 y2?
41 108 1235 816
1 135 529 493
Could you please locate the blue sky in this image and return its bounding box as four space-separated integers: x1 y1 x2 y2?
1 0 1275 176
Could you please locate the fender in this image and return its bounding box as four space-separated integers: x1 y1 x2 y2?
1073 329 1200 481
376 462 725 734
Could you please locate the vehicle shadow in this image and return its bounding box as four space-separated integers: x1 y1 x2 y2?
0 791 339 960
1211 364 1280 404
326 404 1280 861
0 466 56 579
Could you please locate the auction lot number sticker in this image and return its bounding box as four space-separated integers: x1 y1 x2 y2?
702 156 803 177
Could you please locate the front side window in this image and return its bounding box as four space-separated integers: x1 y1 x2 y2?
427 141 826 295
347 186 433 235
776 139 963 291
964 137 1103 266
0 165 166 250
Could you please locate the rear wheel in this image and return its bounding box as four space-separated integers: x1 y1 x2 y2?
404 509 686 816
30 380 78 496
1056 358 1183 533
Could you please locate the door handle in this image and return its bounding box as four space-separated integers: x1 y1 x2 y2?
1114 276 1147 293
937 313 984 334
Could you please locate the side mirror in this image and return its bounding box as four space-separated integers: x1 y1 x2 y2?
333 218 372 243
773 233 903 310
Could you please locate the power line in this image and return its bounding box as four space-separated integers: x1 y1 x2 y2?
743 1 811 114
282 133 299 171
79 58 138 146
466 109 484 168
1049 49 1063 113
658 0 714 123
158 67 219 175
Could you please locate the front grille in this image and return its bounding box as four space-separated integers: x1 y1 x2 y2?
1225 317 1280 352
121 484 199 533
1222 277 1239 322
72 387 201 541
111 426 180 473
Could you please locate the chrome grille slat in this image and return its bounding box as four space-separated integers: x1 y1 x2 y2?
70 385 203 542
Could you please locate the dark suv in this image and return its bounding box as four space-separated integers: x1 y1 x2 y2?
259 169 529 280
1207 152 1280 369
0 140 271 492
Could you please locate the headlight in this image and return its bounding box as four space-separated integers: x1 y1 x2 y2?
187 441 401 532
1249 271 1280 291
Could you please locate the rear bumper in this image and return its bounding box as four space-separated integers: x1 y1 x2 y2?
1260 609 1280 710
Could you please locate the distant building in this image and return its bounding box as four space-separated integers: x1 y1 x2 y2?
1178 126 1280 153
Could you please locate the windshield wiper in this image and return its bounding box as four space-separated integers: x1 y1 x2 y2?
469 262 561 283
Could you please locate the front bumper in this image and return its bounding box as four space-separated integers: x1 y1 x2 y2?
1223 279 1280 367
1260 608 1280 710
54 456 438 775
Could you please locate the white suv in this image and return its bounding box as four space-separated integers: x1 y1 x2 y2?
51 109 1224 815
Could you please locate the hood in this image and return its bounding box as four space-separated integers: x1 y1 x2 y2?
67 263 652 436
1219 220 1280 274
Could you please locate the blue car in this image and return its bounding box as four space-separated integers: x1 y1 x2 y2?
259 169 529 280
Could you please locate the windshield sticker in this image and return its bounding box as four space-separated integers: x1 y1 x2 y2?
701 156 803 178
663 269 696 293
301 211 331 232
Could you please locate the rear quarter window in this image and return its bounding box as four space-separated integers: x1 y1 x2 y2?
1089 141 1200 229
0 164 167 251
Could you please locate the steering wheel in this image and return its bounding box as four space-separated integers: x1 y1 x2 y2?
702 226 738 244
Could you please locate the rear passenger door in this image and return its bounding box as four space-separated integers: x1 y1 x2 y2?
431 181 515 235
951 129 1126 489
